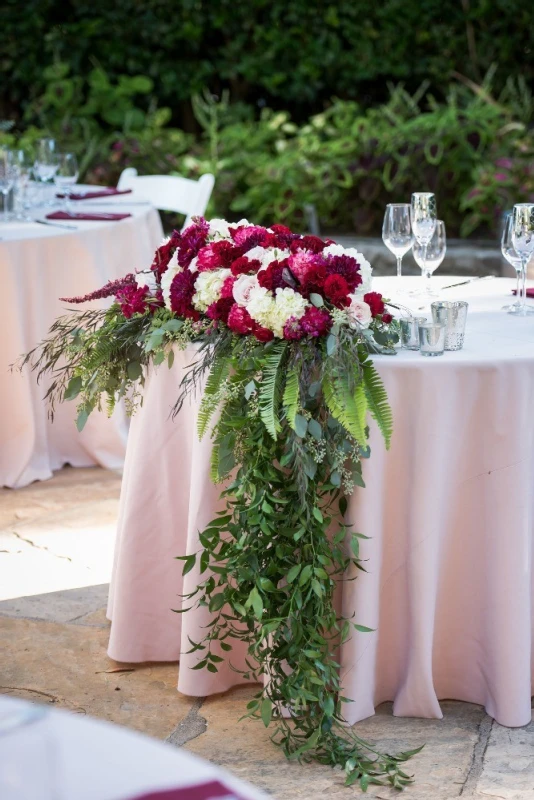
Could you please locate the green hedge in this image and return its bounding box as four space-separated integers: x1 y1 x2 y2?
2 0 534 124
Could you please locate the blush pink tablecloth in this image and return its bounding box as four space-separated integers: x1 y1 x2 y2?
107 276 534 727
0 196 164 488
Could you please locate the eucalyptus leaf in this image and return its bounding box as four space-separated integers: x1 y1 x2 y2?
309 292 324 307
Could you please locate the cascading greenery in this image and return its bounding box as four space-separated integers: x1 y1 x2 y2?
17 304 421 792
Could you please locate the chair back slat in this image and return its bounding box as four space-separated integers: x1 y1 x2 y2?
117 169 215 229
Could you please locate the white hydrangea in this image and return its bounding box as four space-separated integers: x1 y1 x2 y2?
160 250 182 310
323 243 373 294
244 245 291 270
192 268 231 312
208 218 232 240
245 285 276 327
135 270 158 293
268 288 308 337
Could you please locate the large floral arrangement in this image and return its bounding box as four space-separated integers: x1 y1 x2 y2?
20 218 420 792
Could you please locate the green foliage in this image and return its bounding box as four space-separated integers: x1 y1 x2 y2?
362 360 393 450
258 341 288 439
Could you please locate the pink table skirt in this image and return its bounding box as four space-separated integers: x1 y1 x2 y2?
108 279 534 727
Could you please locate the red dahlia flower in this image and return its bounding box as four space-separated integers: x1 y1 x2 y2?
363 291 385 317
324 254 362 292
323 274 350 306
169 270 197 317
290 235 327 254
197 240 241 272
206 297 234 323
253 324 274 342
231 257 261 277
177 218 209 269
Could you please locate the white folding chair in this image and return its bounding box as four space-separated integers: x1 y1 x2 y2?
117 168 215 229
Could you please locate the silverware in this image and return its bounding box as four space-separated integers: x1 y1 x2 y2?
79 200 151 206
440 275 495 290
34 219 78 230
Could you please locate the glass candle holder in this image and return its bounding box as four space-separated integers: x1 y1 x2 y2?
399 316 427 350
419 322 446 356
431 301 468 350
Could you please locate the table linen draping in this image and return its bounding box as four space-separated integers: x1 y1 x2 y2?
0 198 164 488
107 276 534 727
0 696 267 800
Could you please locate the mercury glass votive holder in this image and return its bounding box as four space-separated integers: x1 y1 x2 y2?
399 316 427 350
419 322 446 356
431 301 469 350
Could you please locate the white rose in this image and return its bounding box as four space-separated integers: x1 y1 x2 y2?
347 295 372 329
233 274 260 306
192 268 231 312
208 218 232 240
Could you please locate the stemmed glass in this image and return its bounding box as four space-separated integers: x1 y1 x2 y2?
54 153 79 212
34 138 59 205
511 203 534 316
501 212 523 313
0 149 15 223
382 203 413 277
410 193 437 288
12 150 32 221
413 219 446 295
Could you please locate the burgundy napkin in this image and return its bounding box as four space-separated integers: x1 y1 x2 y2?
56 188 133 200
512 287 534 297
131 780 249 800
46 211 132 222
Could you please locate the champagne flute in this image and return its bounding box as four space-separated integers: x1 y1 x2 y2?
34 139 59 183
501 212 523 313
0 149 15 223
54 153 79 211
410 193 437 289
12 150 32 221
413 219 446 295
511 203 534 316
382 203 413 277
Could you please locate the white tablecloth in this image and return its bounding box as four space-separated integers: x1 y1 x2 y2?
0 696 267 800
0 192 164 488
106 276 534 727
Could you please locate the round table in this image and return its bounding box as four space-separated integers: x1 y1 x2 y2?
0 696 267 800
106 276 534 728
0 191 164 488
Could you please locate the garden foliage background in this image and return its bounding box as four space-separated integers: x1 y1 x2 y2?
2 0 534 237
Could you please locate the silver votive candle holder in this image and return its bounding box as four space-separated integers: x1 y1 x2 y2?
399 316 427 350
419 322 446 356
431 301 468 350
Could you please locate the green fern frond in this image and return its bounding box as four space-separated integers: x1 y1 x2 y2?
362 361 393 449
282 366 300 431
323 373 368 445
258 342 288 439
197 353 232 439
209 440 220 483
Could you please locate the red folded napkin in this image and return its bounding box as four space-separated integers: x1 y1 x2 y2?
46 211 132 222
512 288 534 297
131 780 249 800
56 188 132 200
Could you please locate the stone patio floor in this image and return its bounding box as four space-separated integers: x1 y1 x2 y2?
1 467 533 799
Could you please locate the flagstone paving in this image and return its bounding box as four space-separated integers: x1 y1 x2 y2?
1 467 533 799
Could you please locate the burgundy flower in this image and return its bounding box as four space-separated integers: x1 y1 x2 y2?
300 262 327 294
257 260 288 292
271 224 294 236
60 273 136 304
231 256 261 277
363 291 385 317
288 251 325 284
231 225 268 247
382 312 393 324
169 270 197 317
290 236 327 254
227 304 254 335
253 324 274 342
206 297 234 323
325 254 362 292
197 240 241 272
177 218 209 269
220 275 236 299
300 307 331 337
115 284 150 319
151 231 181 279
323 274 349 306
283 317 305 340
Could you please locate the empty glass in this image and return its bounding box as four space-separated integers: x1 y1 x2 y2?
511 203 534 316
410 192 437 278
34 138 59 183
399 316 427 350
12 150 32 220
501 211 523 312
419 322 446 356
55 153 79 211
382 203 413 277
431 301 468 350
0 149 15 222
413 219 446 294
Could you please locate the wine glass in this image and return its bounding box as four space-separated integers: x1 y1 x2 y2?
34 138 59 183
382 203 413 277
0 149 15 223
511 203 534 316
54 153 79 211
501 212 523 313
410 193 437 287
413 219 446 295
12 150 32 221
